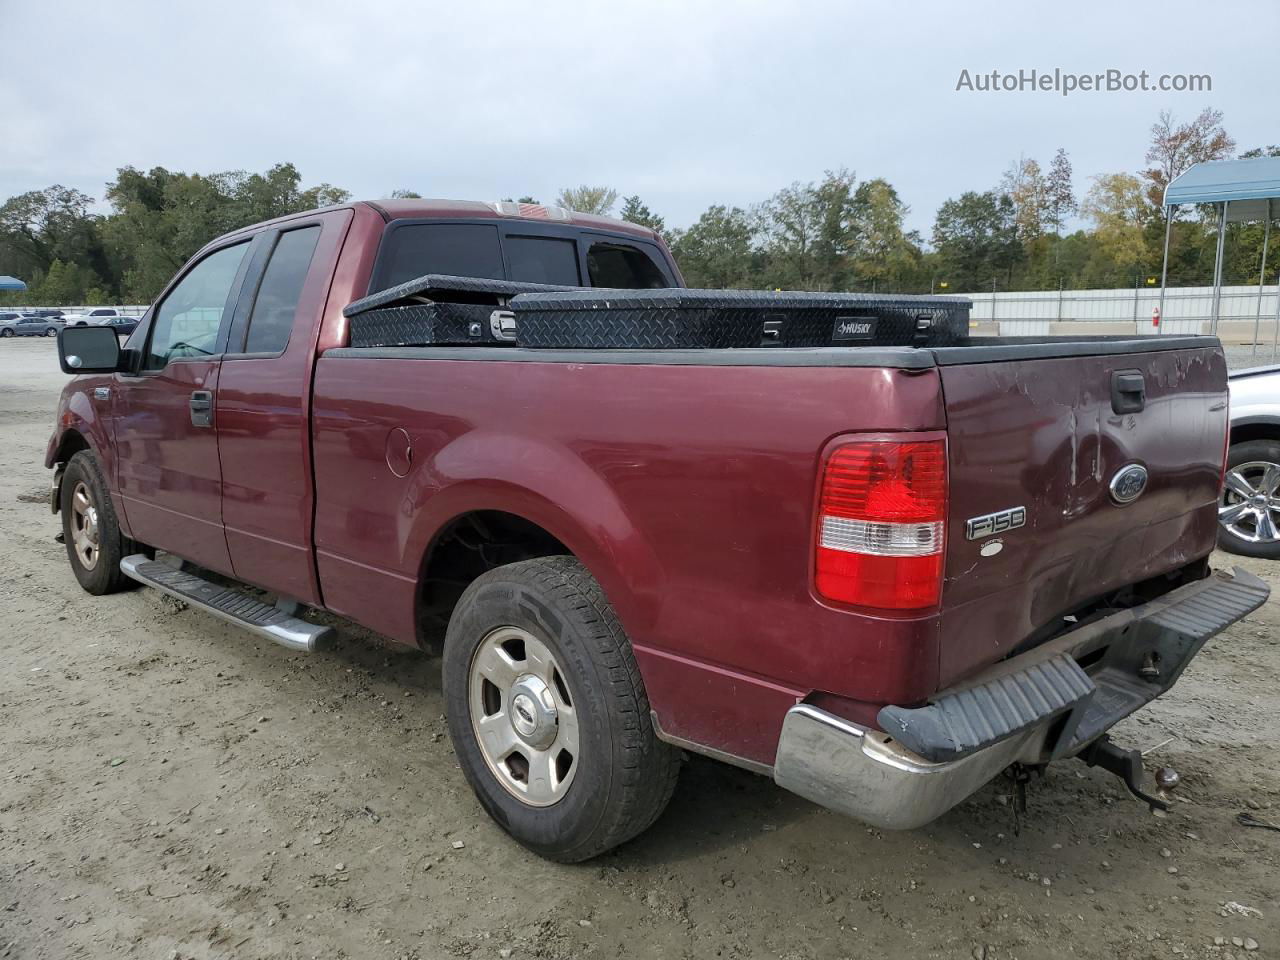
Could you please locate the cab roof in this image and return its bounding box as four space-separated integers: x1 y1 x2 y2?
215 199 660 245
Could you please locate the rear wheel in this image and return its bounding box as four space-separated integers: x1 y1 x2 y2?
61 450 138 594
443 556 679 862
1218 438 1280 559
45 327 58 337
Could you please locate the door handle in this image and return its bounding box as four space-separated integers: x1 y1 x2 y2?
1111 370 1145 414
189 390 214 427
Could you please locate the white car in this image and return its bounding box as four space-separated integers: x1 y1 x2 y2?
64 308 123 326
1221 364 1280 558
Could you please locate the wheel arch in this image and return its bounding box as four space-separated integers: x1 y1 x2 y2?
404 460 664 655
1229 418 1280 447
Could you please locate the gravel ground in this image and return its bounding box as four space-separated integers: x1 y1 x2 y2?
0 337 1277 960
1224 346 1280 371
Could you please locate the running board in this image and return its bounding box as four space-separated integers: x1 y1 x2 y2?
120 555 333 652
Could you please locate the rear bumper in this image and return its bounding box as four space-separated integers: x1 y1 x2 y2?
773 566 1269 829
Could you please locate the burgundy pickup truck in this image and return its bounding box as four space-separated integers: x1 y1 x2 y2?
47 198 1268 862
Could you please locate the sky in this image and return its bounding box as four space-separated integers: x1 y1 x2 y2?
2 0 1276 238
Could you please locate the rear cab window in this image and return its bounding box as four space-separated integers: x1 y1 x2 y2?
369 219 674 293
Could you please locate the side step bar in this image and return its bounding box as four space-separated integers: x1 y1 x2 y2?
120 555 334 652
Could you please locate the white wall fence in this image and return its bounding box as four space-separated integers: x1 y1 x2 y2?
959 284 1280 343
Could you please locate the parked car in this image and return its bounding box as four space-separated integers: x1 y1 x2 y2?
44 198 1268 862
0 311 24 326
1220 363 1280 558
98 315 139 336
1 314 61 337
65 308 122 326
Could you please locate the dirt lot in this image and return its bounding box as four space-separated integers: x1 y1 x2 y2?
0 336 1277 960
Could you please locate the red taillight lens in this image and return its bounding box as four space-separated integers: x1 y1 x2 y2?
815 440 947 610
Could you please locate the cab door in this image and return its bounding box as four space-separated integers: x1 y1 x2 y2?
112 238 256 575
215 210 350 605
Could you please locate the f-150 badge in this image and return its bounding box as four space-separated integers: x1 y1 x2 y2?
965 506 1026 541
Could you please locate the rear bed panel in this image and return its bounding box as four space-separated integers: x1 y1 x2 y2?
936 343 1228 688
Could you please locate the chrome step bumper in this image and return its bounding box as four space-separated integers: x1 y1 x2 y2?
120 555 333 652
774 705 1034 830
773 566 1269 830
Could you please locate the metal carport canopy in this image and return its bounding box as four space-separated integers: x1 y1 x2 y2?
1165 156 1280 222
1159 157 1280 346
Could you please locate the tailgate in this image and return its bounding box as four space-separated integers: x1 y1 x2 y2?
935 340 1228 688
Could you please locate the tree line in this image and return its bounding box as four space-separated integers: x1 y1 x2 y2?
2 108 1277 306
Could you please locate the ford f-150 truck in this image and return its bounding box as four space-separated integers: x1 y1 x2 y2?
47 198 1269 862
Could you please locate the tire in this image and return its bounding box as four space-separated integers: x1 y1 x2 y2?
45 327 58 337
0 328 12 338
442 556 680 862
60 450 139 594
1218 438 1280 559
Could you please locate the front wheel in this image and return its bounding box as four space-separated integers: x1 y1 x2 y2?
1218 438 1280 559
45 327 58 337
0 328 13 338
443 556 680 862
60 450 139 594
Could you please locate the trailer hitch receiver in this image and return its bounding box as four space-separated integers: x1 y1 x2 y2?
1079 736 1170 812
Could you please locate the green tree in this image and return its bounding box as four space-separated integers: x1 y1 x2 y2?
618 195 665 234
669 205 758 288
759 169 861 290
931 191 1021 291
102 163 351 301
1079 173 1150 284
849 178 919 291
0 186 108 292
388 189 423 199
555 185 619 216
1045 148 1076 237
1000 157 1048 244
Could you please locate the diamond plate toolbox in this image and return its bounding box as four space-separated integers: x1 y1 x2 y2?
509 288 972 350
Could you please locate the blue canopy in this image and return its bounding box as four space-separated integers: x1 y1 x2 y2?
0 275 26 291
1164 157 1280 222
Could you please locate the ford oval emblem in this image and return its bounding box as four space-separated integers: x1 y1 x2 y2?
1109 463 1149 505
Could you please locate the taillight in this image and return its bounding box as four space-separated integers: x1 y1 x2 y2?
814 439 947 610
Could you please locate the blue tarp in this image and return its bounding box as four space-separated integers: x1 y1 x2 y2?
1164 157 1280 221
0 275 27 291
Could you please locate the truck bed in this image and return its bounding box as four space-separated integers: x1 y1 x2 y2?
310 333 1227 766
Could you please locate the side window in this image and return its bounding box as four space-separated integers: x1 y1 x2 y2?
505 235 581 285
374 223 504 291
144 242 248 370
586 242 669 289
242 226 320 354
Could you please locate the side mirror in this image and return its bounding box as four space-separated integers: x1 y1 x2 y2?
58 325 124 375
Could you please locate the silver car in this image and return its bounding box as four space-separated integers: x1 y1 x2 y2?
0 314 61 338
1222 364 1280 558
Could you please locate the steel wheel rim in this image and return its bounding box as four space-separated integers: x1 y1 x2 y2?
70 480 100 570
1220 460 1280 543
468 625 579 807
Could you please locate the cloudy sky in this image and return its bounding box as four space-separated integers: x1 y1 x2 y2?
2 0 1275 235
